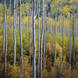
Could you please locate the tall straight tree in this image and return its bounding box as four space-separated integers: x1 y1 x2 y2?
40 6 42 78
72 15 75 68
16 0 18 28
3 0 6 60
29 15 31 63
40 0 45 78
9 0 11 28
5 8 7 78
19 0 23 76
62 15 65 61
59 16 62 35
27 0 29 39
54 12 57 62
13 0 16 65
37 0 40 77
32 0 36 78
69 15 72 77
43 1 46 69
3 0 7 77
69 16 72 65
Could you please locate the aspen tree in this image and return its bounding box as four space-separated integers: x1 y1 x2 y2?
37 0 40 77
40 0 45 78
13 0 16 65
9 0 11 28
32 0 36 78
69 15 72 77
72 15 75 68
3 0 7 77
54 13 57 62
19 0 23 76
62 15 65 61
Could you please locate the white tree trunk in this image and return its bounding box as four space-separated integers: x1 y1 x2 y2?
13 0 16 65
3 0 7 77
62 15 65 61
32 0 36 78
19 0 23 76
37 0 40 77
54 13 57 62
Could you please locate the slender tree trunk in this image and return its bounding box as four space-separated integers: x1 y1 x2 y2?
40 0 45 78
54 13 57 62
5 10 7 78
69 16 72 77
72 15 75 68
62 15 65 61
34 0 37 17
43 2 46 68
19 0 23 77
3 0 7 77
37 0 40 77
9 0 11 28
29 17 31 63
59 16 61 35
27 0 29 40
16 0 18 28
69 16 72 65
13 0 16 65
27 0 31 62
3 0 6 62
76 17 78 38
32 0 36 78
40 29 43 78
